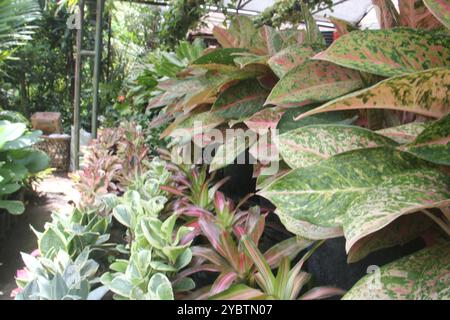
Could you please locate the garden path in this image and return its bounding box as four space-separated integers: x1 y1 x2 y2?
0 174 80 300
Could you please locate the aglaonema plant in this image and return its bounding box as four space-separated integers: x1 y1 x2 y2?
256 2 450 299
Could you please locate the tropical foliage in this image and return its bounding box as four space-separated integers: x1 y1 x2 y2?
0 119 49 214
139 0 450 300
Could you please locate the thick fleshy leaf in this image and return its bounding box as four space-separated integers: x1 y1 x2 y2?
277 105 358 135
209 284 265 300
343 241 450 300
371 0 400 28
297 69 450 120
259 148 450 253
267 45 320 78
277 124 399 169
399 0 443 29
424 0 450 29
211 79 269 120
404 113 450 165
314 28 450 77
376 121 428 144
266 60 363 107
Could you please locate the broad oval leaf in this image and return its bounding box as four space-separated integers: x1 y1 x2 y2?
259 148 450 253
277 125 399 169
347 213 438 263
260 26 305 56
211 79 269 120
277 105 358 135
344 241 450 300
297 68 450 120
424 0 450 29
404 113 450 165
266 60 363 107
267 45 320 78
314 28 450 77
244 107 284 135
376 121 429 144
399 0 443 29
192 48 247 67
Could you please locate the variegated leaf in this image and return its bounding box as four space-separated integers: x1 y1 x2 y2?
209 130 257 172
266 60 363 107
344 241 450 300
192 48 247 69
347 213 436 263
404 113 450 165
424 0 450 29
277 105 358 135
372 0 400 29
162 112 224 140
297 69 450 120
211 79 269 120
260 26 305 56
277 125 399 169
213 16 267 55
314 28 450 77
244 108 284 135
377 122 429 144
329 17 359 36
399 0 443 29
300 0 326 47
233 54 268 69
259 148 450 253
267 45 320 78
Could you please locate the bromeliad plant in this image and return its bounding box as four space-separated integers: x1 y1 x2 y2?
0 119 49 214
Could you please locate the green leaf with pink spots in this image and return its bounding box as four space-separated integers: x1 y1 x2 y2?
267 45 321 78
344 241 450 300
297 68 450 120
277 125 399 169
259 148 450 253
404 113 450 165
266 60 363 107
424 0 450 29
313 28 450 77
211 79 270 121
376 122 429 144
